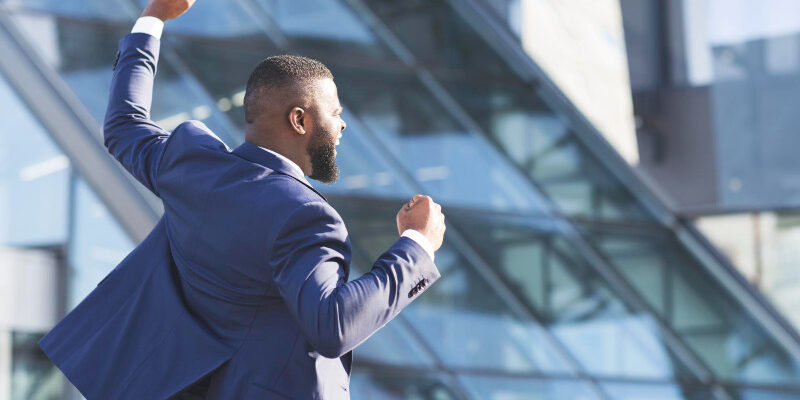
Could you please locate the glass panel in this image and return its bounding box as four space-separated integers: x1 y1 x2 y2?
0 73 69 247
351 320 434 367
68 178 134 309
306 111 414 197
350 370 463 400
404 264 564 373
531 138 648 221
359 0 650 221
454 211 693 380
602 381 717 400
458 375 600 400
11 331 64 400
729 388 800 400
132 0 263 37
345 270 435 368
332 197 572 374
163 36 269 130
260 0 377 45
588 225 800 385
339 70 549 212
3 0 133 20
9 11 240 145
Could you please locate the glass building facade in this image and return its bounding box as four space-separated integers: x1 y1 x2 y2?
1 0 800 399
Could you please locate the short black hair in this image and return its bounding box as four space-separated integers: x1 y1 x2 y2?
243 55 333 123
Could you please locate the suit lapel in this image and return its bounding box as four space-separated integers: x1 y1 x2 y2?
232 141 328 202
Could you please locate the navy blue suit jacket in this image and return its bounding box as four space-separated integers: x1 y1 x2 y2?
38 32 441 399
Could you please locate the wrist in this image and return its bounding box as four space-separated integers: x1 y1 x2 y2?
140 5 167 21
401 229 435 262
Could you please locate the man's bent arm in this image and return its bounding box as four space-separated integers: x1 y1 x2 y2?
103 22 169 196
270 201 441 359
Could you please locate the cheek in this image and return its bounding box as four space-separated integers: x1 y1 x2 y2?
327 119 340 136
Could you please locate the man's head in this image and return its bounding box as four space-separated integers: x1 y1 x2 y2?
244 55 345 183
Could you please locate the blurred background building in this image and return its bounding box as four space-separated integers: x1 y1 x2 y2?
1 0 800 399
620 0 800 382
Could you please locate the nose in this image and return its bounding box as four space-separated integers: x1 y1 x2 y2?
341 118 347 132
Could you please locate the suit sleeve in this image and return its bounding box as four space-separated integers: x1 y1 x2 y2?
103 32 170 197
270 201 441 359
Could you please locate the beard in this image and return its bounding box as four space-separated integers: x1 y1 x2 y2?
307 125 339 184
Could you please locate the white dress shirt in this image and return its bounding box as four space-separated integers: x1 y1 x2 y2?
130 17 435 262
131 16 164 39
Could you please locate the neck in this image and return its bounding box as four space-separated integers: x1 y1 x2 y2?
244 129 310 175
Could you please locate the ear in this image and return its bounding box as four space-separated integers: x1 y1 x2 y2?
288 106 307 135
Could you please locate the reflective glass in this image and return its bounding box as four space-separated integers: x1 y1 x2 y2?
588 226 800 385
0 73 69 247
339 70 549 212
162 36 268 129
8 11 240 145
359 0 650 222
255 0 394 59
350 318 435 367
349 370 463 400
332 197 572 374
350 260 436 368
729 388 800 400
453 211 692 379
68 178 134 309
12 331 64 400
3 0 133 20
602 381 717 400
322 112 414 197
458 375 600 400
258 0 378 46
404 265 566 373
133 0 263 37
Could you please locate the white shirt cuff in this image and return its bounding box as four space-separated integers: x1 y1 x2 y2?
401 229 435 262
131 16 164 40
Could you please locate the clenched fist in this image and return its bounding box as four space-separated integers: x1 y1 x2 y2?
141 0 196 21
396 195 446 252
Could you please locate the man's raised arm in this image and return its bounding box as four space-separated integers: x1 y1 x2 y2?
270 195 446 359
102 0 194 196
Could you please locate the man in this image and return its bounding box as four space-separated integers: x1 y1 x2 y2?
37 0 445 398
